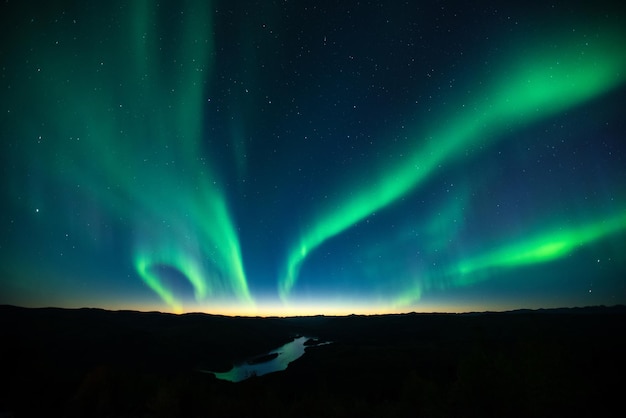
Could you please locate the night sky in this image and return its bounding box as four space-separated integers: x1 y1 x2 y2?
1 0 625 315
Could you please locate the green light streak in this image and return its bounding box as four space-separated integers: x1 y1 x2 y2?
280 30 626 300
391 210 626 308
22 1 252 311
127 2 251 309
454 211 626 282
132 186 253 311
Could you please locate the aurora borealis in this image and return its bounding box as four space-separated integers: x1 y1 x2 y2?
1 1 625 315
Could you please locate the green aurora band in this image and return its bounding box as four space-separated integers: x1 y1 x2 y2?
393 210 626 308
24 1 252 311
127 2 252 310
279 29 626 301
453 211 626 282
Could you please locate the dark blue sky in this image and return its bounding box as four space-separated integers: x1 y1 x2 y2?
1 0 625 315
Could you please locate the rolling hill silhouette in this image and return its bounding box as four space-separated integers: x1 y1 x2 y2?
1 305 624 417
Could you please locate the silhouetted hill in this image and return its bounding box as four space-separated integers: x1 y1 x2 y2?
1 305 625 417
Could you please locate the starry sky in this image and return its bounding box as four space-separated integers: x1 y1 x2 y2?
1 0 625 316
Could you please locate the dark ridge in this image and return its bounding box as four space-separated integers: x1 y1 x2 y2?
1 304 625 417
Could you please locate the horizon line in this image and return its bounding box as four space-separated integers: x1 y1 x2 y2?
1 303 623 319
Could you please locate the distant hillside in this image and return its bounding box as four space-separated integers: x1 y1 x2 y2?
1 305 625 417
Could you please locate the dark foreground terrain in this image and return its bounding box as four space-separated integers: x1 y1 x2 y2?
1 305 625 417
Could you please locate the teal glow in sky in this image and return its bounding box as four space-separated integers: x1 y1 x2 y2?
279 28 626 299
1 1 625 315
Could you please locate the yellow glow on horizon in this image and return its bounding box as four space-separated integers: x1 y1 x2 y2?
73 299 546 317
10 298 601 317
